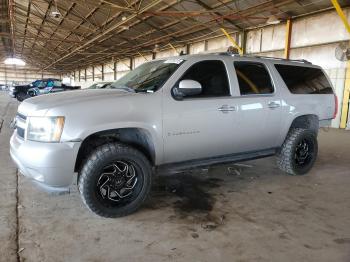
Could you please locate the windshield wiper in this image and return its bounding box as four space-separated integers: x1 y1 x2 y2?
111 86 135 92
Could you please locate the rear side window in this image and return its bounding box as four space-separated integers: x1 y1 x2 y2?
275 64 333 94
234 62 274 95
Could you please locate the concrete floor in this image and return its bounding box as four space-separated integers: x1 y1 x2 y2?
0 92 349 262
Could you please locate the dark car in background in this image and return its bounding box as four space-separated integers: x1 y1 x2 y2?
9 78 80 102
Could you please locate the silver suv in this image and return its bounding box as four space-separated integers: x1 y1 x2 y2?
10 54 337 217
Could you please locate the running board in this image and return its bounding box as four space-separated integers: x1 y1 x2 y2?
157 148 277 174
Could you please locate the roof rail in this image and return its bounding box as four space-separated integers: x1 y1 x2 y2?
199 51 312 64
249 55 312 64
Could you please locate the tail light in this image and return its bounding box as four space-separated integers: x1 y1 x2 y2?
333 94 338 119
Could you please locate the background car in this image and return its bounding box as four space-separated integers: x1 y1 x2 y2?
10 79 81 101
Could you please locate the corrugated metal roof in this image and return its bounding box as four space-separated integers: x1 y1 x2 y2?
0 0 349 72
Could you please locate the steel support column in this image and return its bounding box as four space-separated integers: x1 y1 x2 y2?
221 28 243 55
113 61 117 80
284 19 292 59
241 30 247 54
340 63 350 128
92 66 95 82
331 0 350 128
129 58 133 70
186 44 190 55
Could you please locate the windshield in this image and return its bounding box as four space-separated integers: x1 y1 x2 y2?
110 59 183 92
32 80 40 87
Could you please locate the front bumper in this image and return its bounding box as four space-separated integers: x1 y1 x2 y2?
10 131 81 193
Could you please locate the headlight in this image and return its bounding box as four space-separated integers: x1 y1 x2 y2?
26 116 65 142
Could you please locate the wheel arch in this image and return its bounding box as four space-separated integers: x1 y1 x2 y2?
74 127 156 173
289 114 319 134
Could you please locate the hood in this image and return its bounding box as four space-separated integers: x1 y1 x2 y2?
18 89 136 116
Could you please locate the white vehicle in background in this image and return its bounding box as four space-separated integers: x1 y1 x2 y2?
0 84 9 91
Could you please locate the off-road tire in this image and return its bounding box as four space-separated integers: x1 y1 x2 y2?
276 128 318 175
78 143 152 218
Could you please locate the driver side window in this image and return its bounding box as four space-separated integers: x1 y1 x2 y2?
179 60 230 98
37 81 47 89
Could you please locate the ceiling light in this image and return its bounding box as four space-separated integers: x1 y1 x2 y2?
4 57 26 66
51 10 61 18
266 15 281 25
51 0 61 18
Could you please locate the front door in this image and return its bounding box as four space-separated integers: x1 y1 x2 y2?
162 59 241 164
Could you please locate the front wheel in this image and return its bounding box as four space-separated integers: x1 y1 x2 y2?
78 143 152 218
276 128 318 175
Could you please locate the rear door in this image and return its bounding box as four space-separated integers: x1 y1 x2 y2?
231 60 283 151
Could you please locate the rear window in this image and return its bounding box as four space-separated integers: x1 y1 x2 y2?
275 64 333 94
234 62 274 95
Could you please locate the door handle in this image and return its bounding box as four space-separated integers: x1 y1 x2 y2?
268 101 280 109
218 105 236 113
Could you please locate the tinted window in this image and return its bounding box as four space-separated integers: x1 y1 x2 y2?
37 81 47 89
53 80 62 87
234 62 274 95
47 80 54 87
275 64 333 94
180 60 230 97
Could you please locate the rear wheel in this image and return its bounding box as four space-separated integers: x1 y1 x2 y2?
276 128 318 175
78 143 152 218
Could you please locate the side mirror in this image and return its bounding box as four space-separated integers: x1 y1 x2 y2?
173 80 202 99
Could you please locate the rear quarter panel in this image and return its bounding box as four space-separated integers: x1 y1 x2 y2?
269 62 335 146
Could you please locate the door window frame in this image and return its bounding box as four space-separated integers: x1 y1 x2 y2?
170 59 234 101
232 60 277 97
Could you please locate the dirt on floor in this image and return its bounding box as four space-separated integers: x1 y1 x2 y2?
0 92 349 262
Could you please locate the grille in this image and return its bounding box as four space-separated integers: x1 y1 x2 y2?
16 113 27 139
